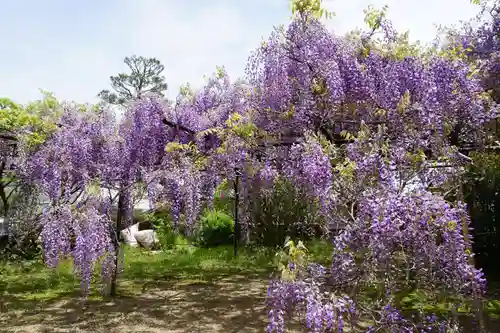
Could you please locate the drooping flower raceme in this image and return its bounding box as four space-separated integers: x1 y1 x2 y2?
39 191 116 295
260 6 492 332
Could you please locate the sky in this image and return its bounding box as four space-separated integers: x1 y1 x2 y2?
0 0 481 106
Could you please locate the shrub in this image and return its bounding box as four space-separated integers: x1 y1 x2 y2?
213 179 233 214
250 179 325 247
464 151 500 277
196 209 234 247
143 210 189 250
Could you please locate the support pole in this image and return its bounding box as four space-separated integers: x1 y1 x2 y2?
233 168 241 257
459 181 486 332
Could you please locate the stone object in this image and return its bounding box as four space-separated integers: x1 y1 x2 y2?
120 223 140 247
134 229 159 249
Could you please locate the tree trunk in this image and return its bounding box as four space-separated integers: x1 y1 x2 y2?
233 169 240 257
110 189 125 297
0 183 9 217
0 162 8 216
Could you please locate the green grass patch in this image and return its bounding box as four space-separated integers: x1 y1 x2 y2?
122 244 275 281
4 239 497 322
0 240 333 303
0 244 280 303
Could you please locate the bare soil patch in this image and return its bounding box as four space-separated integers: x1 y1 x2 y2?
0 274 303 333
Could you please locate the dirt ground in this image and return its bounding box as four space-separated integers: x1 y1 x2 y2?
0 275 303 333
4 275 499 333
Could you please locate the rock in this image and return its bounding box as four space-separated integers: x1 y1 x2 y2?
120 223 140 247
134 229 159 249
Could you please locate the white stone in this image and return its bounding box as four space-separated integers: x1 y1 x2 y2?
134 229 159 249
120 223 139 247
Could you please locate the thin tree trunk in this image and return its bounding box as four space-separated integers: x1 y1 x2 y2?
0 162 7 216
110 190 125 297
0 183 9 217
233 169 240 257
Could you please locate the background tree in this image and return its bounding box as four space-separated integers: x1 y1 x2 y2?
0 92 62 260
0 97 23 217
0 92 61 217
98 55 168 105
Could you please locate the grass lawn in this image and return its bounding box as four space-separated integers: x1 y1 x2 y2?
1 242 500 332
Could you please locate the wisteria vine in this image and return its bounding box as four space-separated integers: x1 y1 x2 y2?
18 1 500 332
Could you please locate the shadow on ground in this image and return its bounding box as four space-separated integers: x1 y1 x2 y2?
3 246 499 332
3 274 500 332
0 273 303 333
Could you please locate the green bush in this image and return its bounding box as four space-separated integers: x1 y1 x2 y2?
464 151 500 277
143 210 189 251
196 209 234 247
249 179 325 247
213 179 233 214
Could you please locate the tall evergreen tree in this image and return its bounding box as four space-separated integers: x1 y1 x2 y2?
98 55 168 105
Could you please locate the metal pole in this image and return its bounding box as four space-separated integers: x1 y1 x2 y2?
459 180 485 332
233 168 240 257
